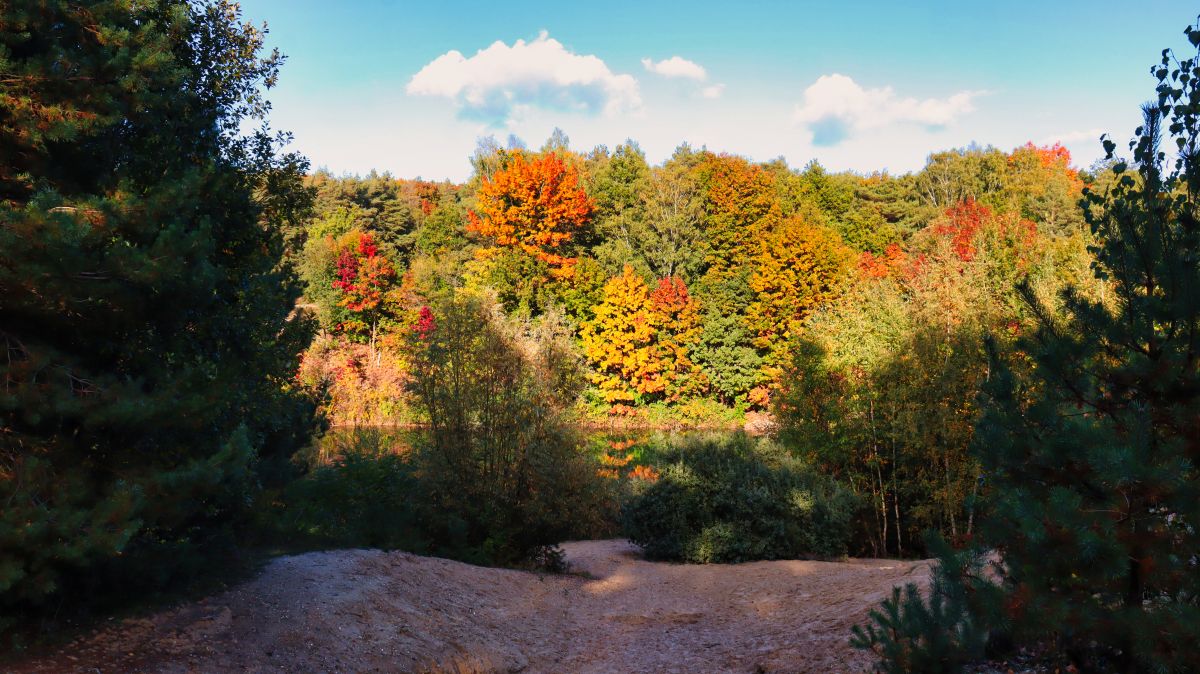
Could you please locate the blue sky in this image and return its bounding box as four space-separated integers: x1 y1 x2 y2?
238 0 1199 181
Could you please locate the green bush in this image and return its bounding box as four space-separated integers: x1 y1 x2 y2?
278 448 424 552
622 435 857 563
277 292 615 568
407 291 615 566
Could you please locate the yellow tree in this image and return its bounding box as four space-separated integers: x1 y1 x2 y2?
581 266 666 405
467 151 593 277
748 216 853 382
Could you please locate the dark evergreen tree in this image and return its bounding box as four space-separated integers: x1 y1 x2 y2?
0 0 314 628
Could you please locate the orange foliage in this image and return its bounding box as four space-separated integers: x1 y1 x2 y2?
649 277 707 399
748 217 853 351
701 154 781 269
630 464 660 482
467 152 593 275
858 243 911 279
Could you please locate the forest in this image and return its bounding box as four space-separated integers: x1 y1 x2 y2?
2 2 1199 673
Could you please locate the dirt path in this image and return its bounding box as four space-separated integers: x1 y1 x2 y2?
11 540 929 673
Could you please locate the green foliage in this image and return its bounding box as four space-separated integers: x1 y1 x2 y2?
851 536 1000 674
405 291 612 565
279 442 425 551
0 0 315 629
692 268 762 404
969 71 1200 674
622 435 858 563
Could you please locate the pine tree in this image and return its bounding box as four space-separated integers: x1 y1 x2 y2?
974 82 1200 669
856 23 1200 673
0 0 313 624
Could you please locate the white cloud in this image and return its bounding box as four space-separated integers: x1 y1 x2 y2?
701 84 726 99
793 74 980 146
407 31 640 126
641 56 708 81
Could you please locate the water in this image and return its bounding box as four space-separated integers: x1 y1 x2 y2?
309 426 753 468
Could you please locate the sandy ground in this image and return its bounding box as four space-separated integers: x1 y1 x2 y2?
10 540 930 674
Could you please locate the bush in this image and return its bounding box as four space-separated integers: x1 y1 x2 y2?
275 294 615 568
622 435 857 563
278 445 424 552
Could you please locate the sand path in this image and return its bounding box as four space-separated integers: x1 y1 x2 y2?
11 540 928 673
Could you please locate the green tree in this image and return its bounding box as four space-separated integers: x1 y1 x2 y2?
0 0 313 624
589 141 652 274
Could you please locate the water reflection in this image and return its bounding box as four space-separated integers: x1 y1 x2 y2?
309 426 752 470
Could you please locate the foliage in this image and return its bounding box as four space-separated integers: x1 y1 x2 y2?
468 151 593 274
649 276 708 400
747 216 853 381
0 0 315 629
968 50 1200 673
775 195 1052 556
331 230 398 338
699 153 781 272
850 536 1001 674
581 266 665 404
622 435 858 563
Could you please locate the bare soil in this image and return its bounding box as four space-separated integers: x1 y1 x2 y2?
11 540 929 673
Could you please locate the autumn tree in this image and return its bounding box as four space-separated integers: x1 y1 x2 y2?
747 217 853 379
649 277 707 400
1004 142 1086 235
468 151 593 276
700 153 781 271
581 267 666 405
331 230 399 341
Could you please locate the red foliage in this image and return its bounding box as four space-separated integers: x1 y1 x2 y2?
413 305 436 340
332 232 395 314
934 198 992 262
649 276 691 313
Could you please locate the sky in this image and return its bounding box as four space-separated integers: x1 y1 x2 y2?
237 0 1200 182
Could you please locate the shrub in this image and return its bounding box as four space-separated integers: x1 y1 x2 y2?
279 448 424 551
622 435 857 563
405 291 613 565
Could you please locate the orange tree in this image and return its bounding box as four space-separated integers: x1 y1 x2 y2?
699 153 781 272
467 151 593 276
747 216 853 382
649 277 707 400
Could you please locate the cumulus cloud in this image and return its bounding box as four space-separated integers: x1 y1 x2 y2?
701 84 726 99
641 56 708 81
793 74 980 146
407 31 640 126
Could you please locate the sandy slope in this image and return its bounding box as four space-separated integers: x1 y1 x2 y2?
12 540 929 673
